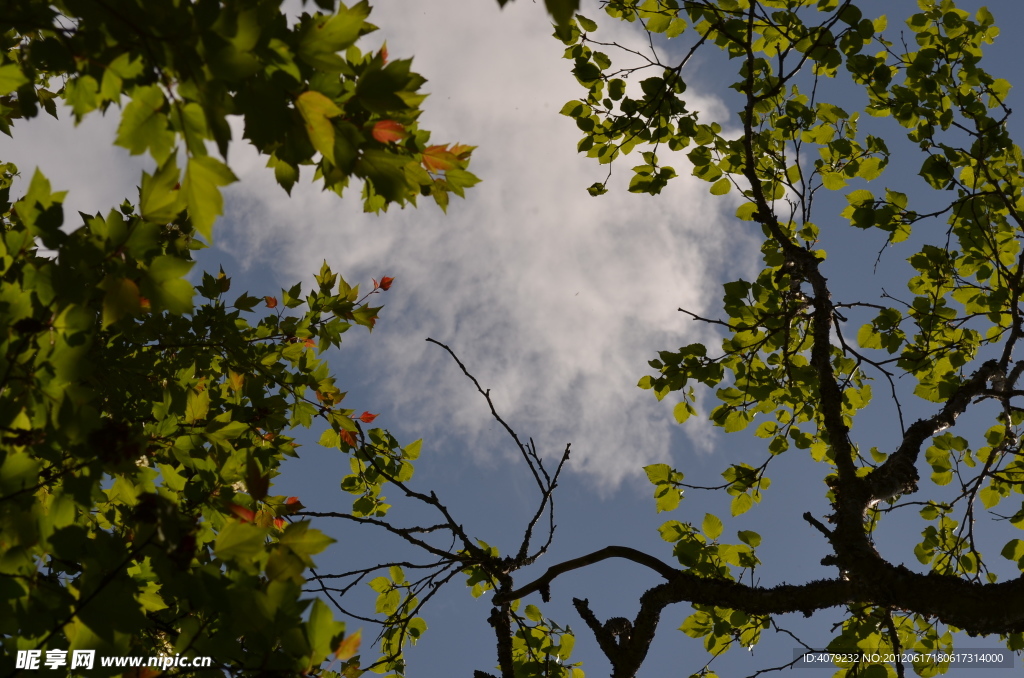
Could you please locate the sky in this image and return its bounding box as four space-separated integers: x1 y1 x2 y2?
5 0 1024 676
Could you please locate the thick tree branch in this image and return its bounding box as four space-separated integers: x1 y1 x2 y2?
491 546 676 605
865 360 1000 507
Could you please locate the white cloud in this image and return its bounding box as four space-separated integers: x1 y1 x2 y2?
219 0 759 491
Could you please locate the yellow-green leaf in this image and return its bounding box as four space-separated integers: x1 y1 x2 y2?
140 156 184 224
115 85 175 164
710 177 732 195
0 63 28 96
731 493 753 516
101 276 141 328
702 513 723 540
183 155 238 239
296 91 343 165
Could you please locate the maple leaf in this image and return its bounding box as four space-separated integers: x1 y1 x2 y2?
380 43 388 64
265 296 278 308
227 370 245 391
449 143 475 159
303 337 316 348
336 629 362 660
273 517 286 530
358 411 378 423
339 430 357 447
422 144 476 173
295 90 343 165
422 145 459 173
227 503 255 523
379 276 394 290
372 120 405 143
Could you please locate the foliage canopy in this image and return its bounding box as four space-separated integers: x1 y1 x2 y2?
7 0 1024 677
0 0 477 674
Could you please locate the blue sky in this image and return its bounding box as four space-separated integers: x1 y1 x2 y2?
6 0 1024 675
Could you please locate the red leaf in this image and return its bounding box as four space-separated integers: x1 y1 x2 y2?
336 629 362 660
139 295 151 311
265 296 278 309
372 120 405 143
358 411 378 423
339 430 357 447
228 503 255 523
303 337 316 348
380 44 388 64
273 517 286 529
379 276 394 290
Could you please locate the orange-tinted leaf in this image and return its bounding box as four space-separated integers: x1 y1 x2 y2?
339 430 357 447
227 370 245 392
379 276 394 290
422 145 459 172
380 43 388 64
449 143 475 159
303 337 316 348
372 120 405 143
254 509 276 528
358 411 378 423
336 629 362 660
265 296 278 308
285 496 305 513
228 503 256 523
273 517 286 530
139 295 151 311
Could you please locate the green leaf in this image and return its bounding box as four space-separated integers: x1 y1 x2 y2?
920 154 954 189
655 485 682 513
737 530 761 547
821 172 846 190
140 156 184 224
673 400 695 423
298 5 369 72
280 520 335 557
182 155 238 239
65 75 99 120
731 493 753 516
115 85 175 164
215 521 268 560
545 0 581 26
702 513 723 540
710 177 732 195
296 90 343 165
644 464 671 484
101 276 141 329
576 14 598 32
0 63 29 96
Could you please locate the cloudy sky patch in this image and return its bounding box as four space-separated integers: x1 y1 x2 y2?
1 0 761 492
213 0 758 491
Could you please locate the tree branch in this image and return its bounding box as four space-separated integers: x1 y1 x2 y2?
491 546 676 605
